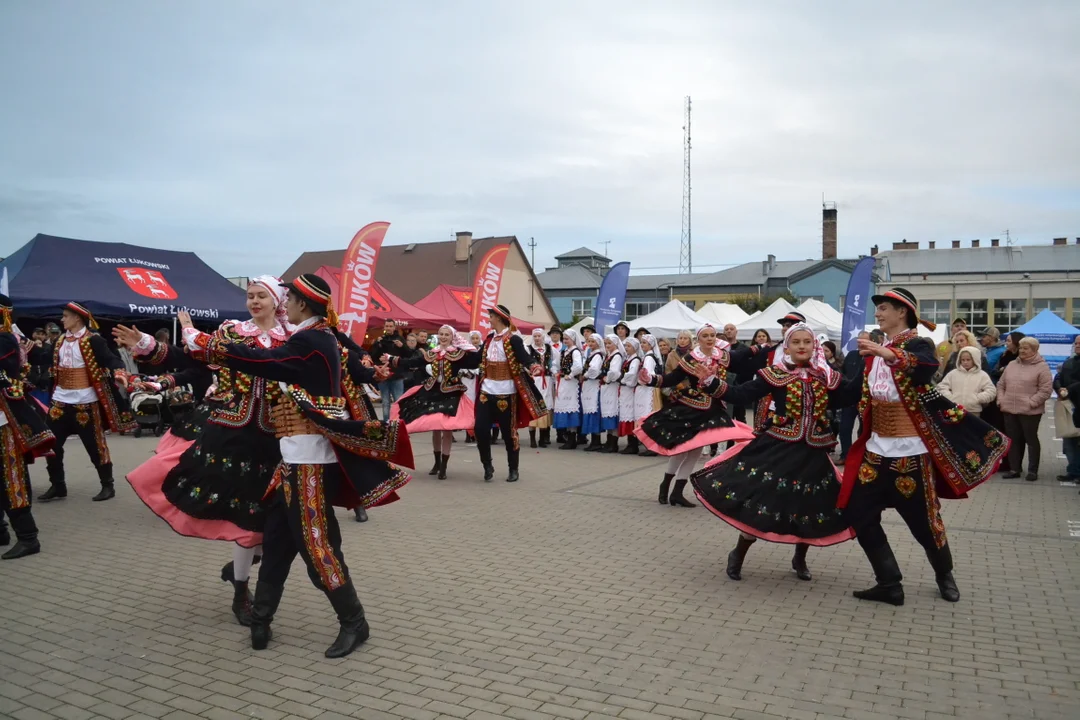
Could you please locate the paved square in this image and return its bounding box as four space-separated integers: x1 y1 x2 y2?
2 419 1079 720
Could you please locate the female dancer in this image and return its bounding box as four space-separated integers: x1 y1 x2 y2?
689 324 856 581
581 334 605 451
390 325 480 479
637 324 754 507
599 334 624 453
635 334 662 456
527 328 557 448
554 329 584 449
548 327 566 443
618 338 642 455
117 276 289 625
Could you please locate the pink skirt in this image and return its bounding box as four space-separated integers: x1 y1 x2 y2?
126 439 263 548
154 429 188 455
391 385 476 433
634 420 755 456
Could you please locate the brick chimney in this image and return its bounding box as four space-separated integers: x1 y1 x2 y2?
952 240 961 248
892 240 918 250
928 241 936 249
822 203 837 259
870 245 878 256
991 238 1000 247
1053 237 1067 246
971 239 980 248
455 231 473 262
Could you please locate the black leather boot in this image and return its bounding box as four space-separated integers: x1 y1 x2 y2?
539 429 551 447
353 507 368 522
657 473 673 504
221 562 254 625
438 454 449 480
39 483 67 502
1 539 40 560
600 434 618 453
555 429 566 444
619 436 639 455
584 434 603 452
92 466 116 502
853 543 905 606
249 582 284 650
792 543 812 581
529 429 538 448
428 453 442 476
483 463 495 482
558 431 577 450
324 582 370 659
669 479 697 508
726 535 755 581
926 544 960 602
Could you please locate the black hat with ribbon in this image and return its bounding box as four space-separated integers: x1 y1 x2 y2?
778 311 806 326
281 273 339 327
871 287 936 331
65 302 99 330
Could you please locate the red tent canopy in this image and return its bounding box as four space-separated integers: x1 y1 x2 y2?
413 285 543 333
314 266 455 341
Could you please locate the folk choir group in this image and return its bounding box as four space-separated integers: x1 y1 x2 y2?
0 277 1009 660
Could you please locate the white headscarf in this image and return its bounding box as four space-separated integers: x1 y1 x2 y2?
773 322 836 385
435 324 458 349
468 330 483 346
623 337 642 359
604 333 624 358
531 327 548 350
562 328 582 352
248 275 288 325
640 333 662 365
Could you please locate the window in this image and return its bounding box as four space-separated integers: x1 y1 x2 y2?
959 297 989 334
572 298 593 318
919 300 952 329
624 301 665 320
993 299 1026 333
1032 298 1066 320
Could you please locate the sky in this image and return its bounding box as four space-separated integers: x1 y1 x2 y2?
1 1 1078 279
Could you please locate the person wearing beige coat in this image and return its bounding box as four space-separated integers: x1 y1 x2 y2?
937 346 997 415
997 337 1054 481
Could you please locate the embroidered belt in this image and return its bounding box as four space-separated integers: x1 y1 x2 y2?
484 361 513 381
871 400 918 438
269 402 320 439
56 367 91 390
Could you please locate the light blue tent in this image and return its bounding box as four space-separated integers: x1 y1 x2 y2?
1013 309 1079 372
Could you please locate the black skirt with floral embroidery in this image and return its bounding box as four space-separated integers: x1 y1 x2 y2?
397 384 463 424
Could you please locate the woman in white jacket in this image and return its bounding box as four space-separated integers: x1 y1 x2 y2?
938 345 997 416
599 334 625 453
618 338 642 454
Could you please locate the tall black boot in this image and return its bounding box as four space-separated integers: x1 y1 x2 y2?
601 433 618 453
221 561 255 626
853 542 905 606
792 543 812 581
669 479 697 508
584 434 603 452
558 431 577 450
92 465 115 502
438 454 449 480
726 535 756 580
539 429 550 447
658 473 673 504
529 429 538 448
428 452 442 476
926 544 960 602
324 582 370 659
249 582 285 650
619 435 639 455
555 429 566 444
40 458 67 502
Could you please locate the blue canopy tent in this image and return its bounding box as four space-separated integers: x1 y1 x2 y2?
0 234 247 323
1013 309 1080 373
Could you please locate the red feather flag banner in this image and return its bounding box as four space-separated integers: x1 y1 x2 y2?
469 244 510 334
336 222 390 344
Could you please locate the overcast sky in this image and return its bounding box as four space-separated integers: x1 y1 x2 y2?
1 1 1077 278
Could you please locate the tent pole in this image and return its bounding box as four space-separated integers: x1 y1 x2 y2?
173 317 178 344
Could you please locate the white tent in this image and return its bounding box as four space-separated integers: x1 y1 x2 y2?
734 298 798 341
795 298 843 341
698 302 750 327
863 322 948 347
566 316 594 336
629 300 712 338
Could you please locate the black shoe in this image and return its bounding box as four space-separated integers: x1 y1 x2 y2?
558 432 578 450
658 473 673 504
1001 471 1021 479
1024 472 1038 482
726 536 755 581
669 479 697 508
539 430 551 447
437 455 448 480
483 464 495 482
1 540 41 561
506 470 519 483
1057 475 1079 483
792 544 812 581
529 431 538 449
853 583 905 606
0 526 9 547
429 453 442 476
354 507 368 523
250 582 284 650
38 485 67 502
853 543 905 606
640 449 658 457
936 572 960 602
618 437 638 455
92 484 115 502
926 543 959 602
324 582 369 659
232 580 253 626
600 435 618 453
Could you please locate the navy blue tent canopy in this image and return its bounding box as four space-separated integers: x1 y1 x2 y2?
0 234 248 322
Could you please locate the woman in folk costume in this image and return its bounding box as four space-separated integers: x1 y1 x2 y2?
617 338 642 455
547 326 566 443
580 334 605 451
598 334 624 453
389 325 480 479
635 334 663 457
527 328 557 448
690 323 857 582
637 323 755 507
462 330 483 444
116 276 290 626
554 329 584 450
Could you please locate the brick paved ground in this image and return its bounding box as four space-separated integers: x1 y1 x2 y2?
2 410 1079 720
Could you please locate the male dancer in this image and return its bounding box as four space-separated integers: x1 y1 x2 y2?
474 305 545 483
0 295 56 559
838 288 1008 605
41 302 135 502
183 274 412 657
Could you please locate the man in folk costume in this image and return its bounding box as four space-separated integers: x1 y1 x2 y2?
837 288 1008 605
0 295 56 559
474 305 546 483
182 273 413 658
40 302 136 503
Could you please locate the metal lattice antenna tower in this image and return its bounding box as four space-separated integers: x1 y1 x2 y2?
679 96 692 274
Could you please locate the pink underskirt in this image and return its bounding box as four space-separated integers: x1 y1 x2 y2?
391 386 475 433
154 430 188 455
126 437 263 548
694 441 855 547
634 420 755 457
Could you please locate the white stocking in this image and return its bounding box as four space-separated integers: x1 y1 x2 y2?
440 432 453 455
674 447 703 480
232 544 260 582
